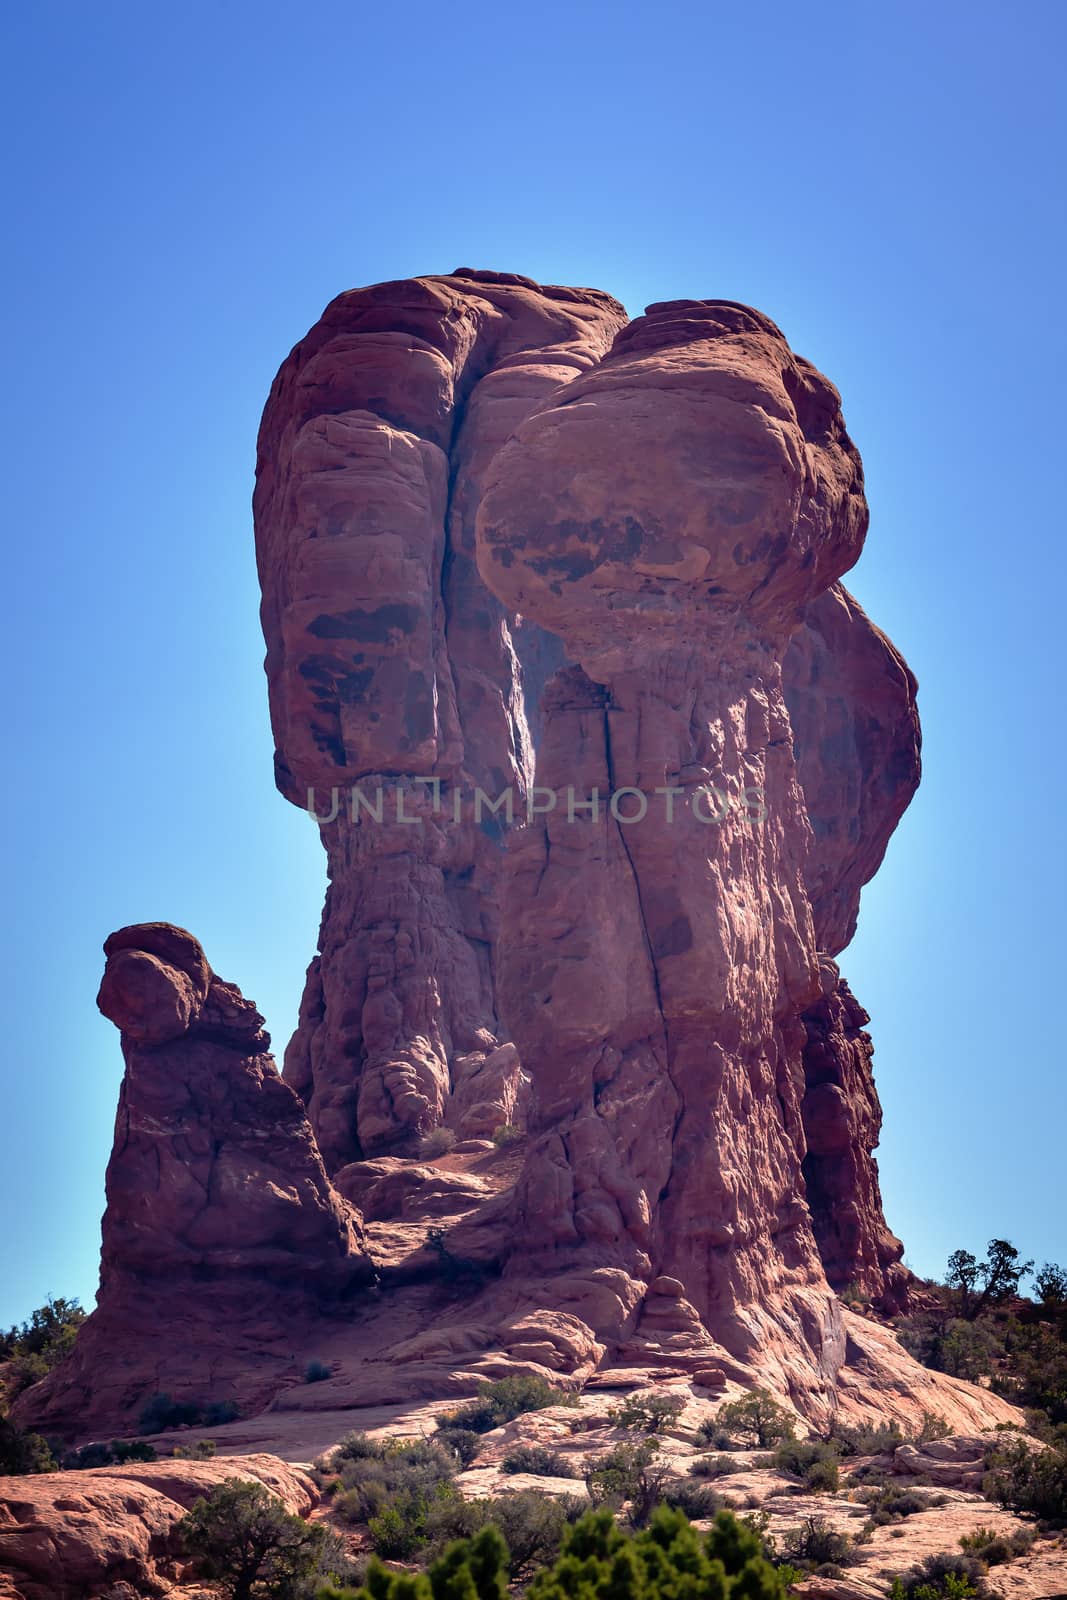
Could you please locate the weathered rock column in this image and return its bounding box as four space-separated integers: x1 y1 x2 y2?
253 272 626 1163
477 300 870 1393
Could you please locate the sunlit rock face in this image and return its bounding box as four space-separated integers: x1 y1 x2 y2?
246 272 933 1419
253 272 626 1164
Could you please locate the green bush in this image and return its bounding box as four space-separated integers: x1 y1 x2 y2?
326 1504 792 1600
435 1375 575 1437
137 1392 239 1433
607 1391 687 1435
585 1439 669 1525
436 1426 481 1467
781 1515 852 1570
959 1523 1034 1565
177 1478 327 1599
660 1479 722 1520
689 1454 738 1479
419 1127 457 1158
490 1124 523 1148
858 1485 935 1524
323 1435 456 1529
829 1418 906 1457
804 1456 840 1492
984 1436 1067 1525
700 1389 795 1449
887 1549 988 1598
63 1437 157 1468
0 1413 57 1474
1 1297 86 1396
306 1360 332 1384
773 1436 840 1477
501 1443 576 1478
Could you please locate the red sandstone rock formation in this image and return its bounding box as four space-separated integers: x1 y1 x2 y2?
14 924 372 1438
0 1454 313 1600
253 271 627 1165
18 274 1017 1453
785 584 922 1308
473 299 873 1408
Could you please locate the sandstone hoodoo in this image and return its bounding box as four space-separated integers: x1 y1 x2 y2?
10 273 1020 1451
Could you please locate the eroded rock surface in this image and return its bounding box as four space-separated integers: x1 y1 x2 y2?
0 1454 313 1600
254 271 626 1163
13 925 372 1438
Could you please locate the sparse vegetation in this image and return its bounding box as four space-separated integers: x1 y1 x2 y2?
0 1296 85 1396
490 1123 523 1148
501 1443 577 1477
984 1433 1067 1525
887 1549 988 1598
137 1391 239 1433
435 1374 576 1436
305 1359 331 1384
959 1523 1034 1565
177 1478 332 1599
780 1515 853 1570
322 1504 792 1600
697 1388 795 1449
63 1437 157 1468
585 1439 668 1524
0 1411 57 1474
418 1127 457 1158
607 1391 686 1435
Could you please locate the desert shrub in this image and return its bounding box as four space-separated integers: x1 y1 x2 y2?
805 1456 840 1492
418 1127 457 1158
888 1549 989 1598
897 1314 1002 1382
501 1443 576 1477
1035 1263 1067 1308
829 1418 906 1457
63 1437 157 1468
959 1523 1034 1565
858 1485 930 1524
994 1323 1067 1424
689 1454 738 1479
660 1478 722 1520
177 1478 326 1599
436 1426 481 1467
327 1505 791 1600
138 1391 239 1433
368 1498 428 1559
984 1436 1067 1524
585 1439 669 1524
326 1435 456 1527
701 1389 795 1449
305 1359 332 1384
1 1297 86 1396
419 1484 581 1577
0 1413 56 1474
918 1412 951 1444
773 1436 840 1476
607 1391 686 1435
781 1515 852 1570
435 1374 575 1436
490 1123 523 1147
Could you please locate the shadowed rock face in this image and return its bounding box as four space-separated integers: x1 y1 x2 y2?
13 924 373 1437
785 586 921 1307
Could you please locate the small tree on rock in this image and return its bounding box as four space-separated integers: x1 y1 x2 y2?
177 1478 326 1600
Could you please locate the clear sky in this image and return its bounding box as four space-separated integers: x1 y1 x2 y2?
1 1 1064 1328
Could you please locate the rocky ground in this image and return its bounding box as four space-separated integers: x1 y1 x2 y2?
4 1385 1065 1599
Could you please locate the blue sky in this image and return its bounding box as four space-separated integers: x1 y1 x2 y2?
1 0 1064 1327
